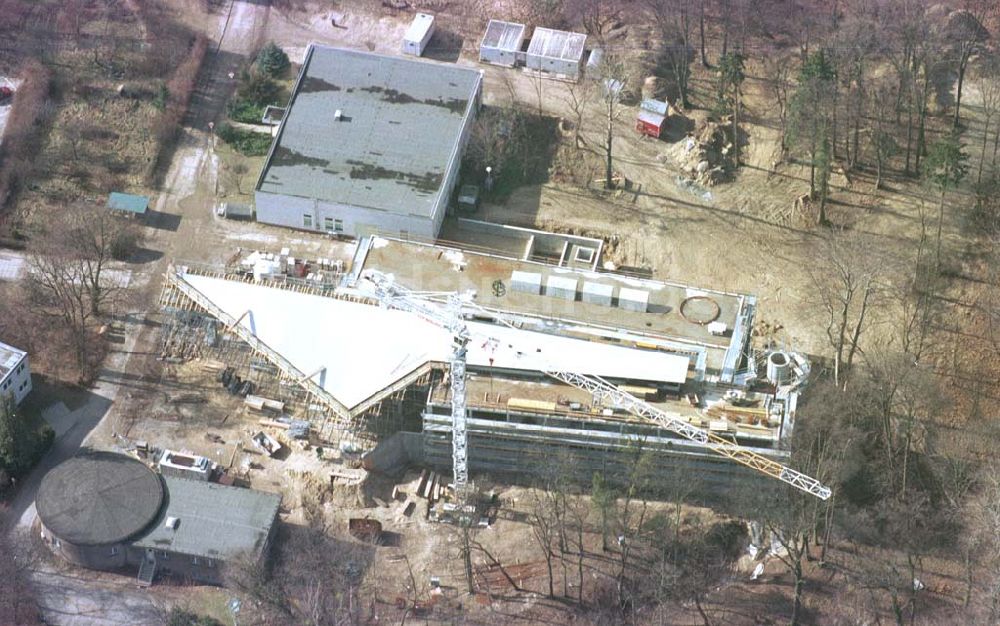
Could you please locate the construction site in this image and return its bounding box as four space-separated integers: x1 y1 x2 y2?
156 218 824 504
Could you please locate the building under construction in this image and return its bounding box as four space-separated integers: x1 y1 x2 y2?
158 222 814 494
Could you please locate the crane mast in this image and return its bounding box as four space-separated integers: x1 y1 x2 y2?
362 271 471 492
360 270 832 501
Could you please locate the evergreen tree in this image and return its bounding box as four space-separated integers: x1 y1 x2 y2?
256 42 290 78
788 50 837 224
922 133 969 267
0 393 28 474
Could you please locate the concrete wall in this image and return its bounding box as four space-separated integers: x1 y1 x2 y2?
42 516 281 587
0 353 31 405
254 191 438 240
40 523 129 571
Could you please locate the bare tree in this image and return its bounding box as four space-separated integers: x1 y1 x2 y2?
763 56 792 159
562 79 595 148
975 52 1000 184
54 202 137 316
646 0 694 108
947 0 991 128
592 51 629 189
27 247 96 373
527 485 558 597
807 231 887 388
964 462 1000 621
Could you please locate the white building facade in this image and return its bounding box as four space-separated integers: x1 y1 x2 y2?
0 341 31 405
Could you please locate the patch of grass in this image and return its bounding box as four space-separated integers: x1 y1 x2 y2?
216 123 272 156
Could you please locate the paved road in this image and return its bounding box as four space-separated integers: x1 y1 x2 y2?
2 2 271 623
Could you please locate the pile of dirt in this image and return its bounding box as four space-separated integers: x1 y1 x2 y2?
665 114 735 186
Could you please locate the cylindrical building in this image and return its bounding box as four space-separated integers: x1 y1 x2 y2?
36 451 165 570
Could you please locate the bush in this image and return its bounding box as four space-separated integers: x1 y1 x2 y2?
0 395 54 477
148 35 208 185
167 608 223 626
256 42 290 78
236 70 282 108
110 226 141 261
227 98 266 124
216 123 272 156
0 59 52 233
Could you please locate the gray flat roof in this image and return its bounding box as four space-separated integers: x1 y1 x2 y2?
257 45 482 220
527 27 586 61
482 19 526 51
134 477 281 561
0 339 25 379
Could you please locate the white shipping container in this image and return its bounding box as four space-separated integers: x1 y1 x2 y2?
546 275 578 301
402 13 436 57
618 287 649 312
581 281 613 306
511 270 542 294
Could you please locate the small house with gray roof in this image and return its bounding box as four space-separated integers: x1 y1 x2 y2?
254 44 483 239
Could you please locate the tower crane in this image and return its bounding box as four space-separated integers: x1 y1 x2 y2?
359 270 832 501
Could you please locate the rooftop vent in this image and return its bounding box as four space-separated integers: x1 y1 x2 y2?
165 516 179 530
334 109 343 122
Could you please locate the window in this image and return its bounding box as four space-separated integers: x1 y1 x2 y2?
334 219 344 233
2 380 8 390
303 214 313 229
208 559 215 568
400 230 409 240
110 546 119 556
16 364 22 374
324 217 334 232
160 551 169 560
192 557 199 566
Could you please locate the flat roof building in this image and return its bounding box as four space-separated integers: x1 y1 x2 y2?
254 45 483 240
0 340 31 405
37 451 281 586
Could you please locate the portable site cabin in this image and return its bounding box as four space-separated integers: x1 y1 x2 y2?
479 19 526 67
402 13 435 57
636 99 669 138
107 192 149 220
525 27 587 80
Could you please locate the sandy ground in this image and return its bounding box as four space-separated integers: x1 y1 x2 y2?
2 0 994 623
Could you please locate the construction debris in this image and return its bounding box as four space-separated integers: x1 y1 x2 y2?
665 114 735 186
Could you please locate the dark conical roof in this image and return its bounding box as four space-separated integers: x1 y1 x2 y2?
36 451 164 546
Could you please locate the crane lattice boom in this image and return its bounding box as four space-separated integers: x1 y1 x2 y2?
544 370 832 500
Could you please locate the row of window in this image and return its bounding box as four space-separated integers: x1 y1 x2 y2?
303 214 345 233
0 378 26 392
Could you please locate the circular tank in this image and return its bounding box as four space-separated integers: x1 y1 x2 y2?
766 351 791 386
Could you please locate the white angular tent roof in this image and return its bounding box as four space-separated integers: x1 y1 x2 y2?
181 274 689 411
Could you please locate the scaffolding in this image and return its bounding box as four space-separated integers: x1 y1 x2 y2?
159 264 373 445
